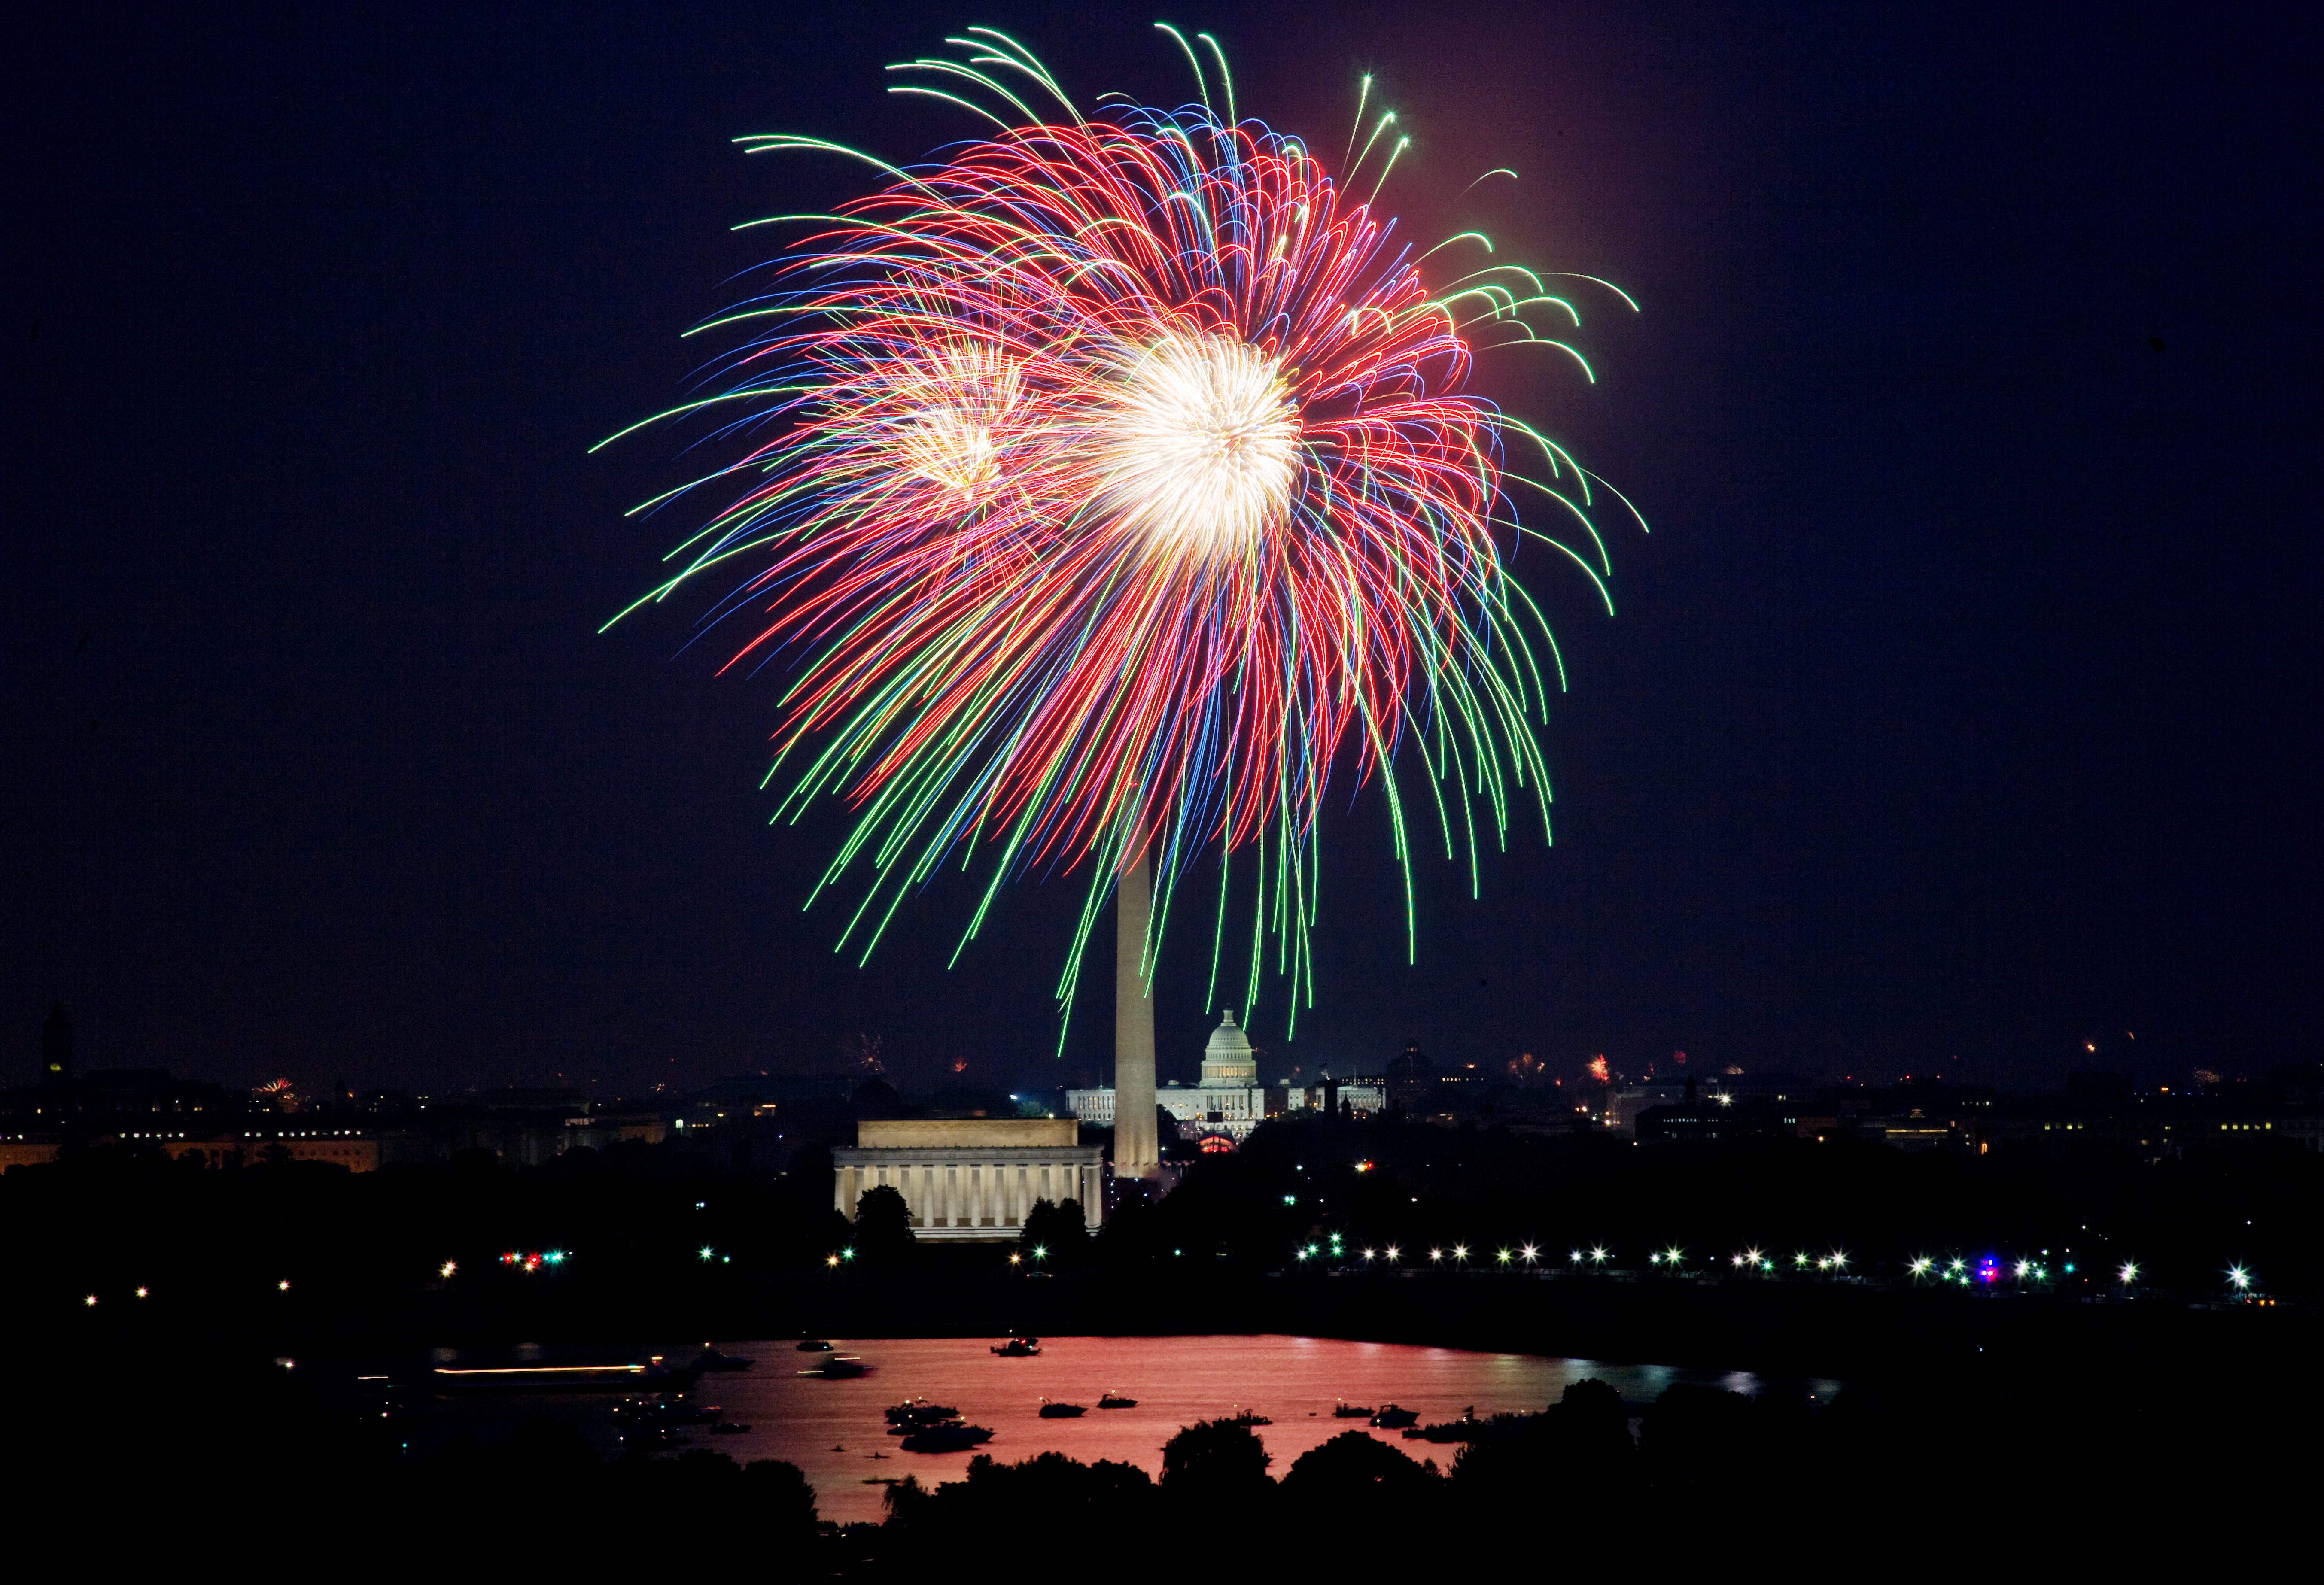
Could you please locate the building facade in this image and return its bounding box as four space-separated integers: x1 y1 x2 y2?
1070 1010 1282 1145
832 1118 1105 1242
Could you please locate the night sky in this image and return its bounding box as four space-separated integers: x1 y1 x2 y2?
8 4 2315 1098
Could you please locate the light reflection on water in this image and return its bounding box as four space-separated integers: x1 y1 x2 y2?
417 1336 1843 1524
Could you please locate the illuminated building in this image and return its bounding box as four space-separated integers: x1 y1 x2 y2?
1070 1010 1284 1147
832 1117 1105 1241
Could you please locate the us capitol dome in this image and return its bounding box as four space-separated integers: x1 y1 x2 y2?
1199 1008 1259 1087
1068 1009 1379 1151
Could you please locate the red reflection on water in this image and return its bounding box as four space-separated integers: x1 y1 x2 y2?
659 1335 1828 1524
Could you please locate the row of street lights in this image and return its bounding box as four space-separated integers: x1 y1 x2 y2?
1287 1240 2265 1295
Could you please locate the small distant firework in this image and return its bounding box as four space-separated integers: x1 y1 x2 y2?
609 28 1642 1038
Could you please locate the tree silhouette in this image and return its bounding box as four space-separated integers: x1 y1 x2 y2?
1020 1197 1091 1263
1161 1417 1272 1496
853 1184 915 1264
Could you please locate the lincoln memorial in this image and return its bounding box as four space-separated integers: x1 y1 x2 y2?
831 1117 1105 1242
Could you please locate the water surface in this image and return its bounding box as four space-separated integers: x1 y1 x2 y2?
506 1336 1843 1523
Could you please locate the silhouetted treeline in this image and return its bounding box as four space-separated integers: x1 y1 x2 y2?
1090 1112 2323 1294
5 1107 2316 1364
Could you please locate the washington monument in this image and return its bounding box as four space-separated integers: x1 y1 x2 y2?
1112 853 1159 1178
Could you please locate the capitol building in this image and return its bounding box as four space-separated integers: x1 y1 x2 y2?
1069 1010 1275 1147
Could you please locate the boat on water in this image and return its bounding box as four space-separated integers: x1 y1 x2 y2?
1369 1405 1418 1429
1097 1393 1138 1409
991 1336 1041 1357
613 1395 720 1427
709 1421 751 1435
1225 1409 1271 1427
429 1359 692 1394
885 1397 961 1426
801 1355 867 1379
796 1339 835 1353
688 1347 757 1373
1038 1400 1087 1418
1334 1399 1375 1418
900 1423 995 1452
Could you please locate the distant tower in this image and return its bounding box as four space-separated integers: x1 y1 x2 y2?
1200 1009 1258 1087
41 1003 72 1088
1112 855 1159 1178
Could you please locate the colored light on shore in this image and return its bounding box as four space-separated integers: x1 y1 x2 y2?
439 1261 457 1279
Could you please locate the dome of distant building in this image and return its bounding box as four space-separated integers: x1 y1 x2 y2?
1200 1010 1258 1087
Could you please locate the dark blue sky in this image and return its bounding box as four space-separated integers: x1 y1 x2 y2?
6 3 2315 1096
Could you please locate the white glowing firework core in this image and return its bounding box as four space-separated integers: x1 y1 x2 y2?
1100 331 1299 556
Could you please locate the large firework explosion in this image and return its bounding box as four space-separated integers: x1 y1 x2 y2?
605 27 1642 1041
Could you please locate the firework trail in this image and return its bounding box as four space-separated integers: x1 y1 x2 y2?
603 27 1643 1041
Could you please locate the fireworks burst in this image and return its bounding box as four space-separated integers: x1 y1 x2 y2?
605 28 1643 1039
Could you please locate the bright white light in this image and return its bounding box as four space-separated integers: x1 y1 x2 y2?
1429 1248 1443 1262
1453 1245 1469 1260
2117 1261 2138 1284
1384 1246 1400 1261
1100 331 1300 559
2228 1265 2251 1290
1590 1246 1609 1264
